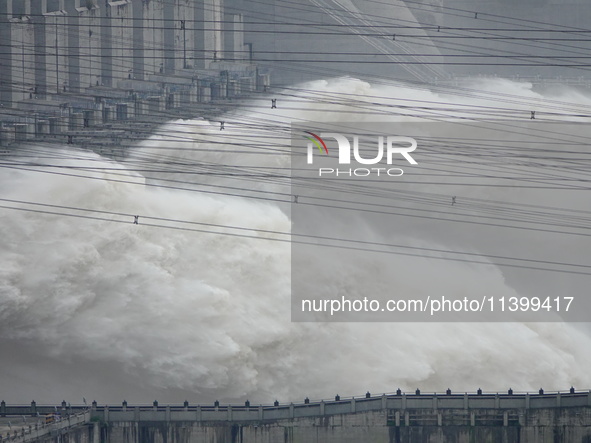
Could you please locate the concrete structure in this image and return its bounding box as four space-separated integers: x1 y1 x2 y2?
0 411 90 443
1 390 591 443
0 0 266 151
223 0 446 86
0 0 237 106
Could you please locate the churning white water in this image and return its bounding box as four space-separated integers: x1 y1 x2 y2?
1 78 590 404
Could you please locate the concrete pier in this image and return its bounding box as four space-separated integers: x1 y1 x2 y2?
0 0 263 152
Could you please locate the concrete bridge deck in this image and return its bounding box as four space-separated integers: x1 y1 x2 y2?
2 390 591 423
1 390 590 443
0 411 89 443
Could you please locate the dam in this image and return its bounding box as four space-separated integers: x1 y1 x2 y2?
1 1 591 442
2 389 591 443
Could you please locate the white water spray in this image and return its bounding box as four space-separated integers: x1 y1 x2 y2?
1 78 590 404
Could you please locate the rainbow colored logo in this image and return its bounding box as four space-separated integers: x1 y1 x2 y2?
304 131 328 155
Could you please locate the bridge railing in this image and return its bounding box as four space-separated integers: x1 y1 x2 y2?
0 410 89 443
1 390 589 423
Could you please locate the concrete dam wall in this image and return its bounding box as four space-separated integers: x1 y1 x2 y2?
3 391 591 443
102 407 591 443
